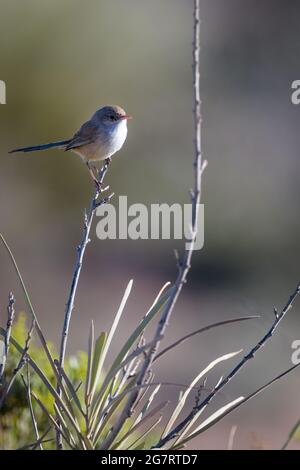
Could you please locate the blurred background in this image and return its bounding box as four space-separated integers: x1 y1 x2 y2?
1 0 300 449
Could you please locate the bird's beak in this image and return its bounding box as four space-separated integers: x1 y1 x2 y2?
122 115 132 120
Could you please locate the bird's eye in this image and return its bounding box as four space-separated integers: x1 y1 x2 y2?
109 115 115 121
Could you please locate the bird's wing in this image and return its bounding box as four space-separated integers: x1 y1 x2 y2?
65 120 98 151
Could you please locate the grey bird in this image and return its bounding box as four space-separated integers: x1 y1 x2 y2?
9 105 131 186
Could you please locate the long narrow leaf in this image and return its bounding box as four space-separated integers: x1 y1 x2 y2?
175 363 300 447
53 402 79 449
136 384 161 423
90 280 133 399
128 416 163 450
172 373 223 446
54 360 85 417
31 392 77 449
175 397 244 448
110 285 172 374
162 350 242 438
89 331 107 401
85 320 94 402
90 337 163 437
113 401 169 450
90 285 172 420
154 316 259 363
92 378 136 447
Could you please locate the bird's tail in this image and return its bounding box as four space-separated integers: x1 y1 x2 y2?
9 139 72 154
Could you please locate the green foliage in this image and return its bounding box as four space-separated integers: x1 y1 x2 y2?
0 313 87 449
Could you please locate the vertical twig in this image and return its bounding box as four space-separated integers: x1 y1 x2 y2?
58 158 113 368
136 0 204 392
100 0 204 449
21 364 43 450
0 317 35 409
56 158 113 448
0 292 15 381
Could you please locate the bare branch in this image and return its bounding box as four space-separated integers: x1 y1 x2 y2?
0 292 15 380
17 426 52 450
59 157 113 368
0 317 35 409
21 364 42 450
155 282 300 448
57 158 113 448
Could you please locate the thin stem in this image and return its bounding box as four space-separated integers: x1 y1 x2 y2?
153 315 259 363
58 158 112 367
21 364 43 450
0 317 35 409
56 158 113 448
0 292 15 381
100 0 203 449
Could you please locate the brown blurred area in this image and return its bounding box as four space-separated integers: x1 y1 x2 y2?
0 0 300 449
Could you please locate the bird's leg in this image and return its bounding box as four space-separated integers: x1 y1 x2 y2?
96 157 112 189
86 161 102 191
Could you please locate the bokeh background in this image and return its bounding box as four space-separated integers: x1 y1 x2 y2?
1 0 300 449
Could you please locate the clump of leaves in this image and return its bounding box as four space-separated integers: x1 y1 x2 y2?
0 279 259 450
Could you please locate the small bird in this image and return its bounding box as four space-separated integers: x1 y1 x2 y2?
9 105 131 186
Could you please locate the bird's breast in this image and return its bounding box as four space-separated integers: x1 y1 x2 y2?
74 121 128 162
110 120 128 153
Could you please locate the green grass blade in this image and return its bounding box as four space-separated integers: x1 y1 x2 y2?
85 320 95 403
89 331 107 400
103 285 173 391
136 384 161 423
128 416 163 450
113 401 169 449
32 391 77 449
53 402 79 449
174 397 244 448
90 283 172 423
90 338 162 436
54 359 85 417
92 379 136 447
90 280 133 399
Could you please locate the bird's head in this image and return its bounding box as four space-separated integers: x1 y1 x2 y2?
96 105 132 128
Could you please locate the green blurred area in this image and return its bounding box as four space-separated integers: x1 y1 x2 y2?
0 0 300 449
